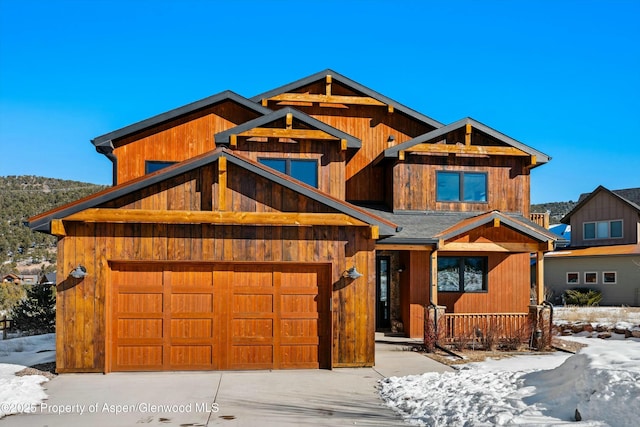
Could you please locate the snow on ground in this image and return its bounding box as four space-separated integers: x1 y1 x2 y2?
380 339 640 426
0 334 55 418
554 306 640 327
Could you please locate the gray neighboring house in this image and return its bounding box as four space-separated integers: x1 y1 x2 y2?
545 186 640 306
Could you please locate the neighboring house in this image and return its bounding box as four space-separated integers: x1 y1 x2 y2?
1 274 38 285
545 186 640 306
28 70 556 373
2 274 20 284
38 272 56 285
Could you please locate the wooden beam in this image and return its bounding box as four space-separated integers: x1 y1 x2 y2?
237 128 340 141
370 225 379 240
218 156 227 211
261 99 268 107
62 209 371 227
388 104 394 114
285 112 293 129
536 251 545 304
229 134 237 148
525 155 537 169
439 241 543 252
405 144 530 157
340 138 347 151
430 250 438 305
325 74 332 96
51 219 66 237
493 217 500 228
267 93 386 107
398 150 405 161
465 123 472 146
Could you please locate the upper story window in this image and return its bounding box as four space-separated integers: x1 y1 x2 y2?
436 171 487 203
437 256 487 292
583 220 623 240
259 158 318 188
145 161 177 174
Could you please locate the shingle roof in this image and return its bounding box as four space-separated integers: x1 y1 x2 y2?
250 69 444 130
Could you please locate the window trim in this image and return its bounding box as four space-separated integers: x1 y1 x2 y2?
437 256 488 293
258 157 319 188
602 271 617 284
566 272 580 285
436 171 488 203
584 272 598 285
583 219 624 240
145 160 177 174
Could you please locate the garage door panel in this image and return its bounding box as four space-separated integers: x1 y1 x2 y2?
171 293 213 313
111 263 329 371
117 293 163 313
170 319 213 338
118 318 163 339
116 345 163 368
170 345 213 366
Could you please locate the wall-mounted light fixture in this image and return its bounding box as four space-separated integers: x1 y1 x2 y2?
387 135 395 143
69 265 87 279
343 266 363 280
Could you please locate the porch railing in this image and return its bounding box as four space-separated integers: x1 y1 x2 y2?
529 212 550 229
442 312 530 341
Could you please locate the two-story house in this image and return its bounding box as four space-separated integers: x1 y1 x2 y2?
29 70 556 373
545 186 640 306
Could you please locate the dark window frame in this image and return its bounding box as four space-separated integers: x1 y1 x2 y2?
436 171 488 203
145 160 177 174
258 157 319 188
437 256 488 293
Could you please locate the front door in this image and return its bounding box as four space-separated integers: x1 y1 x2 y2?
376 256 391 330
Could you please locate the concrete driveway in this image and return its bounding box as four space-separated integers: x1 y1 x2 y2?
2 336 451 426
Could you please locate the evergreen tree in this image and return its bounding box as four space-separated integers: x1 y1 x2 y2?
10 284 56 335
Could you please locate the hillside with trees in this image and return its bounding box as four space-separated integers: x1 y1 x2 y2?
530 201 577 224
0 176 107 275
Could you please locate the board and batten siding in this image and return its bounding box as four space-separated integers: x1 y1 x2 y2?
56 223 375 372
390 155 531 215
112 102 261 184
569 191 640 246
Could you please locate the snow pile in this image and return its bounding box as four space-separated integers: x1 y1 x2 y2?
379 340 640 426
0 334 55 418
0 363 49 418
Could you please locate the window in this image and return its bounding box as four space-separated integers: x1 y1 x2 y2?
437 257 487 292
584 220 623 240
259 158 318 188
603 271 617 284
436 171 487 202
566 272 579 284
584 272 598 284
145 161 177 174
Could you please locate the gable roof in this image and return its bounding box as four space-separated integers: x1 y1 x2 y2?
91 90 272 154
28 148 398 236
562 185 640 224
214 107 361 148
250 69 444 129
383 117 550 166
434 210 557 242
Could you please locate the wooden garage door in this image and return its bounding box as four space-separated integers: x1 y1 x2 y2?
110 263 330 371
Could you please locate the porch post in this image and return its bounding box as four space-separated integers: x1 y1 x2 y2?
430 250 438 305
536 251 545 304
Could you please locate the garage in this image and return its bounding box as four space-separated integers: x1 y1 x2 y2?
110 263 331 371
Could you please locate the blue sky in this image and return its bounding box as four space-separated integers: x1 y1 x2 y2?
1 0 638 204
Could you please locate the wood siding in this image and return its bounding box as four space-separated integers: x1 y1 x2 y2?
233 140 346 199
112 102 261 184
569 191 640 246
390 155 531 215
399 251 431 338
267 99 436 202
56 223 375 372
438 252 531 314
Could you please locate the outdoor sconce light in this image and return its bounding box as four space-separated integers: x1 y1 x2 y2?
387 135 395 143
343 266 363 280
69 265 87 279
